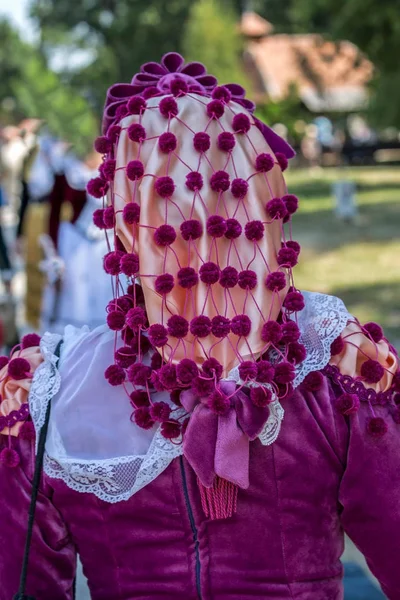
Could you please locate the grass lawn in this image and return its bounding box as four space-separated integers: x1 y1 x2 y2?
286 167 400 343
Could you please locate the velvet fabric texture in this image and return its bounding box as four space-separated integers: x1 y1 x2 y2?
2 372 400 599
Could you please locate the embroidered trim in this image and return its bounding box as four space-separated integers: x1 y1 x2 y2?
324 364 396 407
0 403 29 431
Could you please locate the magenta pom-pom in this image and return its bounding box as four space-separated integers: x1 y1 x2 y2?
143 86 159 100
127 123 146 143
361 359 385 384
367 416 388 438
208 390 230 415
158 132 177 154
232 113 251 133
303 371 324 392
210 170 230 193
281 321 301 344
107 311 126 331
103 206 115 229
393 371 400 392
225 218 242 239
130 390 150 408
161 420 182 439
93 208 106 230
206 99 225 119
193 132 211 153
105 364 126 386
126 307 147 329
127 362 152 386
186 171 203 191
150 401 172 423
154 224 176 247
257 360 275 383
199 262 220 285
159 96 178 118
219 266 238 289
331 336 345 356
133 406 155 430
266 198 288 220
255 153 275 173
116 104 128 120
127 96 147 114
170 78 188 96
192 376 215 397
167 315 189 339
282 194 299 215
120 253 139 276
266 271 287 292
123 202 140 225
126 160 144 181
239 361 258 381
99 159 116 182
245 220 264 242
0 355 9 370
284 291 305 312
206 215 227 237
87 177 109 199
115 346 137 369
103 251 122 275
364 322 384 343
107 125 121 143
274 361 295 384
278 247 298 268
148 324 168 347
211 315 231 338
202 357 223 379
238 269 257 290
276 152 288 171
231 314 251 337
155 176 175 198
159 364 178 390
130 334 151 356
94 136 112 154
177 267 198 289
212 86 232 103
8 358 30 380
288 341 307 364
177 359 199 384
217 132 235 152
21 333 41 350
151 352 163 371
155 273 174 295
190 315 212 338
180 219 203 241
0 448 20 468
286 240 301 255
250 386 272 408
231 178 248 200
261 320 282 344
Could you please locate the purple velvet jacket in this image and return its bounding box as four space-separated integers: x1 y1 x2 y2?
1 368 400 600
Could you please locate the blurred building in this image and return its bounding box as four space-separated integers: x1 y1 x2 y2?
240 11 374 114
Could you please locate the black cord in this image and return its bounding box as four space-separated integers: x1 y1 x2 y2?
13 341 63 600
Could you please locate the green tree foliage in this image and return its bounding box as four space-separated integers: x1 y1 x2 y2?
0 20 97 154
182 0 247 86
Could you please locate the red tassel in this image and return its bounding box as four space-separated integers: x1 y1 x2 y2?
198 476 238 520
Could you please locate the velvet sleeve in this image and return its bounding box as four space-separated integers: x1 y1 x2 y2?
339 400 400 599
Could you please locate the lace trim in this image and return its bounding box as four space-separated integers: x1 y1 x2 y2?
44 412 185 503
324 364 397 407
29 332 62 451
293 292 351 387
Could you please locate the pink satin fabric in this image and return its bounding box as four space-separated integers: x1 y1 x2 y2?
114 95 287 374
330 321 398 392
0 346 43 436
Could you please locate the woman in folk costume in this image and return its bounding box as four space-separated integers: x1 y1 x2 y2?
39 150 113 334
0 53 399 600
